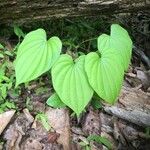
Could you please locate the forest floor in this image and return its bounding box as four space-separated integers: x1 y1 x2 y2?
0 13 150 150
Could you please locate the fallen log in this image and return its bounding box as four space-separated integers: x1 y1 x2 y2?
104 87 150 127
0 0 150 25
104 106 150 127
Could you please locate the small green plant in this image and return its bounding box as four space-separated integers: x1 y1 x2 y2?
0 42 20 114
0 44 16 103
35 112 51 131
79 138 91 150
13 25 25 51
0 100 16 113
25 97 33 111
0 43 4 51
14 25 25 39
14 24 132 115
79 135 112 150
87 135 112 150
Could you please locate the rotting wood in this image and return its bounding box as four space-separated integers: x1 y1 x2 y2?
104 106 150 127
104 86 150 127
0 0 150 25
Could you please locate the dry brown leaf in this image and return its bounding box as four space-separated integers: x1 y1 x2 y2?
21 138 43 150
0 110 16 135
45 108 71 150
82 107 102 150
82 107 101 135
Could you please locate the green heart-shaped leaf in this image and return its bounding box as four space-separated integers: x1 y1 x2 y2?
98 24 132 71
51 54 93 115
15 29 62 86
85 50 124 104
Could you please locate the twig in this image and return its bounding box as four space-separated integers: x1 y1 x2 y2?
133 46 150 69
104 106 150 127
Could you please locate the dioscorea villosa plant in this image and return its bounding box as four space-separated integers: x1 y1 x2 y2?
14 24 132 116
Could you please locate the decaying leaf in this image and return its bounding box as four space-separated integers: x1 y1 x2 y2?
45 108 71 150
0 110 16 135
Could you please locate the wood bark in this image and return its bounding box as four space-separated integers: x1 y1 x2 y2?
0 0 150 25
104 87 150 127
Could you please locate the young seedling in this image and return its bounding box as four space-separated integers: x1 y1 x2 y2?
35 112 51 131
14 24 132 115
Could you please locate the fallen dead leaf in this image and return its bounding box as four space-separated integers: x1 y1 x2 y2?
0 110 16 135
3 109 34 150
47 132 60 143
45 108 71 150
23 108 34 122
82 107 101 135
21 138 43 150
82 107 102 150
